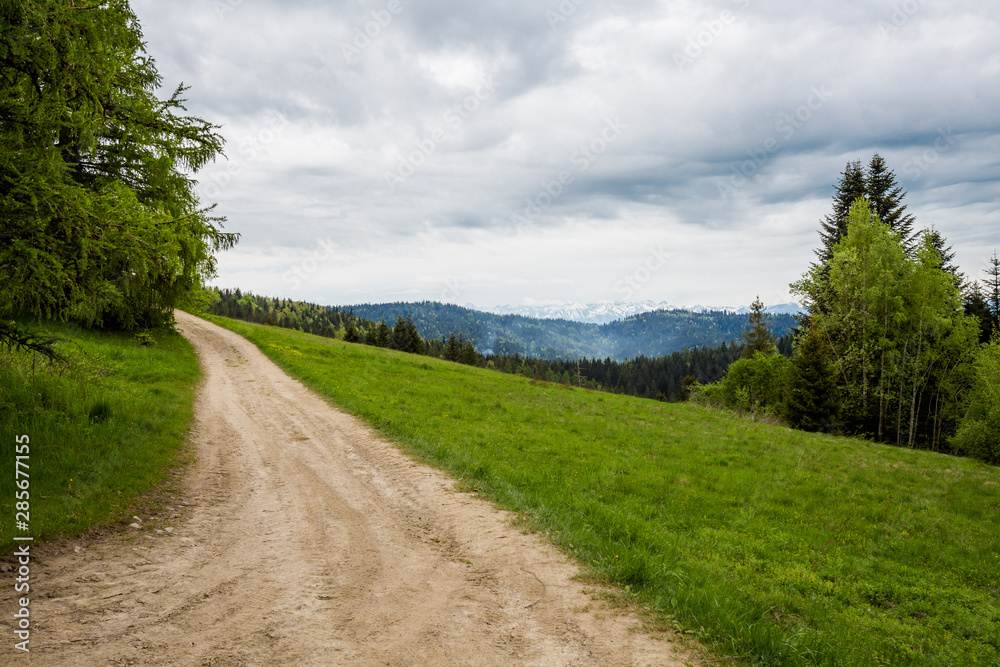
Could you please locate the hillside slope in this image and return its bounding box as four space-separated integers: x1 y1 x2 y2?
206 314 1000 667
346 301 798 360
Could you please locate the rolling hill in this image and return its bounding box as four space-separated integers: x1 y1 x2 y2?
205 313 1000 667
345 301 800 360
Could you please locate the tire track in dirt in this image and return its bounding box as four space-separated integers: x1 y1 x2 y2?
5 311 696 666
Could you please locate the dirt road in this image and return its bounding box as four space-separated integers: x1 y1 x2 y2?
11 312 693 665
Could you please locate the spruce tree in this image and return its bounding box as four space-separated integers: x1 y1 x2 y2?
446 333 460 361
391 315 408 350
963 282 993 344
344 320 361 343
985 250 1000 330
461 339 479 366
922 227 963 289
815 154 915 266
783 325 839 432
374 319 391 347
816 160 866 265
741 296 777 357
404 315 423 353
865 154 916 249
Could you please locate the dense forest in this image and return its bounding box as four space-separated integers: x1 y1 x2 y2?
697 155 1000 464
204 287 767 403
485 336 791 402
346 301 798 361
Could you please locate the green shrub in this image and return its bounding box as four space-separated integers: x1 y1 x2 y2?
694 352 792 416
952 337 1000 464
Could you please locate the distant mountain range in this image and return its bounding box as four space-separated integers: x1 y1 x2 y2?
484 301 804 324
344 301 801 361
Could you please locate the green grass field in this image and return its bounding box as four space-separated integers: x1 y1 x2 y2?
0 321 200 554
206 314 1000 666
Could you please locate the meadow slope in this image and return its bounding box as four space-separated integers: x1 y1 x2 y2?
0 321 199 554
205 314 1000 666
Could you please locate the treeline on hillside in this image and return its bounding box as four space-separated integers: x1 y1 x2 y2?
699 154 1000 465
203 288 767 404
206 288 371 339
346 301 798 361
488 335 792 402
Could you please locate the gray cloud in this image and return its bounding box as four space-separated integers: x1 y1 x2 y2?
133 0 1000 308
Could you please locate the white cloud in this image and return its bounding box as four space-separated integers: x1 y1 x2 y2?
133 0 1000 308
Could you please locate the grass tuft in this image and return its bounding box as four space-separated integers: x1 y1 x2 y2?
1 320 199 553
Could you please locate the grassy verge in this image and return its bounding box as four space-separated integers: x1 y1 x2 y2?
0 320 200 554
206 314 1000 666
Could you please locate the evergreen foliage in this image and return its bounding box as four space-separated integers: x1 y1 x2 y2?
782 324 839 432
816 159 866 265
0 0 236 333
741 295 777 357
815 154 915 267
347 302 797 361
985 251 1000 333
793 198 978 450
864 153 916 248
962 252 1000 344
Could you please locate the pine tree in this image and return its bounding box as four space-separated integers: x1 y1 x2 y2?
391 315 408 350
985 250 1000 332
741 296 777 357
922 227 963 289
816 160 866 265
343 320 361 343
815 154 916 266
783 325 839 432
865 153 916 249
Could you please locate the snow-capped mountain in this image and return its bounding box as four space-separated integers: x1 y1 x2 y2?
484 301 804 324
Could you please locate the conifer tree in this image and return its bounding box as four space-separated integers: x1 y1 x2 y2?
922 227 963 289
404 315 423 353
865 153 916 249
985 250 1000 332
783 325 838 431
963 282 993 344
815 154 915 266
0 0 236 333
816 160 866 265
461 339 479 366
374 319 391 347
446 333 460 361
344 320 361 343
741 296 777 357
391 315 408 350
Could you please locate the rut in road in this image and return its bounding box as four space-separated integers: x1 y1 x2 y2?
10 311 695 665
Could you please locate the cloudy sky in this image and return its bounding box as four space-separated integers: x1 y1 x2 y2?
131 0 1000 309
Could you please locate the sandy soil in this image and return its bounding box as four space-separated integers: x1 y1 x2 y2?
5 311 695 666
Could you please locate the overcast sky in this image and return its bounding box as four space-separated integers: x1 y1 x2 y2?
132 0 1000 309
